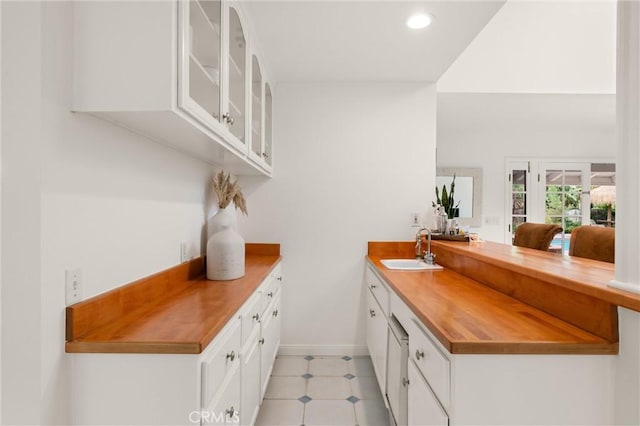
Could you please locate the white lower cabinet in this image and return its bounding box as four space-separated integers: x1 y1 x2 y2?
71 262 282 426
365 267 389 399
260 292 282 398
366 287 388 397
240 328 262 426
366 263 615 426
407 361 448 426
206 365 241 426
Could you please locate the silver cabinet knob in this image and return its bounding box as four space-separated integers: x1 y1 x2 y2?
226 351 236 362
262 152 270 159
369 309 376 317
415 349 425 360
222 112 235 125
370 284 377 289
276 276 282 281
252 313 260 321
259 337 265 345
226 406 235 418
272 309 279 317
402 377 410 387
267 292 274 298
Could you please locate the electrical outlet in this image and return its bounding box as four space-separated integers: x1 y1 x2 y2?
411 212 421 227
65 268 83 305
180 242 188 263
485 216 500 226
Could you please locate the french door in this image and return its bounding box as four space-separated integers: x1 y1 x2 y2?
506 160 591 251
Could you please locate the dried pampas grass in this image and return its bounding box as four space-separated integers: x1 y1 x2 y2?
211 170 248 215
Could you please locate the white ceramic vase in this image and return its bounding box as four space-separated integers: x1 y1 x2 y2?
206 209 245 280
207 206 238 240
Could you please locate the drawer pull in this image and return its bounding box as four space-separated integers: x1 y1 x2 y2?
226 351 236 362
259 338 265 345
267 292 274 298
252 313 260 321
272 309 279 317
415 349 425 360
369 309 376 317
402 377 410 387
370 284 377 289
226 406 235 418
277 276 282 281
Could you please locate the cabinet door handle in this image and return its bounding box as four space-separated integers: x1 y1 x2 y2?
252 313 260 321
370 284 377 289
222 112 235 125
276 276 282 281
267 292 274 298
272 309 279 317
226 350 236 362
259 338 265 345
415 349 425 360
402 377 410 387
262 152 270 159
369 309 376 317
226 406 235 418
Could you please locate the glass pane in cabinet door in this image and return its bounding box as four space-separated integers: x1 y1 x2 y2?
251 56 262 157
264 83 273 166
188 0 222 121
228 8 246 142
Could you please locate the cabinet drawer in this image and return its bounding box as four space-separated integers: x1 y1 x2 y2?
201 318 241 409
261 265 282 314
241 292 262 345
408 318 450 411
366 266 389 317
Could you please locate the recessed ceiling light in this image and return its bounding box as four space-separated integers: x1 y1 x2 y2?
406 13 432 30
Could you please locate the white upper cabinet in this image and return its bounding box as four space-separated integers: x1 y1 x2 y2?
247 54 274 173
73 0 273 176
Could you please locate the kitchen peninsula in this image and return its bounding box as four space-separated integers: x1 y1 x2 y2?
366 240 638 425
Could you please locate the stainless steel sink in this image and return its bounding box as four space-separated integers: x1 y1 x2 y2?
380 259 443 271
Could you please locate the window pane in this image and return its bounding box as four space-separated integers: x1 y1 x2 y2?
512 193 526 215
512 170 527 191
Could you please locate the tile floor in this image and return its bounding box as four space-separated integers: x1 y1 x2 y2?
255 355 390 426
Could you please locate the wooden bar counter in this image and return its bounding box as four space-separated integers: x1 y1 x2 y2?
66 244 281 354
367 240 639 355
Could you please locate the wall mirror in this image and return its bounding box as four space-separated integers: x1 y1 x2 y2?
436 167 483 227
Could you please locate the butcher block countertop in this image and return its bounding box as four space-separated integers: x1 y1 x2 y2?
66 244 281 354
367 241 629 355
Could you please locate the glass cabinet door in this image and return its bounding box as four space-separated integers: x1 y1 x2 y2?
186 0 222 122
251 55 262 158
264 83 273 167
227 7 246 143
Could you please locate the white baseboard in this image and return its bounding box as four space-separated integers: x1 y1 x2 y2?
278 344 369 357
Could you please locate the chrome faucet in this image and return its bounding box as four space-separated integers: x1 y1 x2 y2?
415 227 437 265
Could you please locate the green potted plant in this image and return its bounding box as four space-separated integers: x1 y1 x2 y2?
434 174 460 218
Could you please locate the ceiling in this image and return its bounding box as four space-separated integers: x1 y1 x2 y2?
241 1 506 83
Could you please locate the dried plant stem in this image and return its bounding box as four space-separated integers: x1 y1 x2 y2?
211 170 248 215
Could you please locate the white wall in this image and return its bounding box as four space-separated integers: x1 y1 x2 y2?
238 82 437 354
438 0 616 94
437 93 616 243
613 2 640 423
1 2 42 423
2 3 215 424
